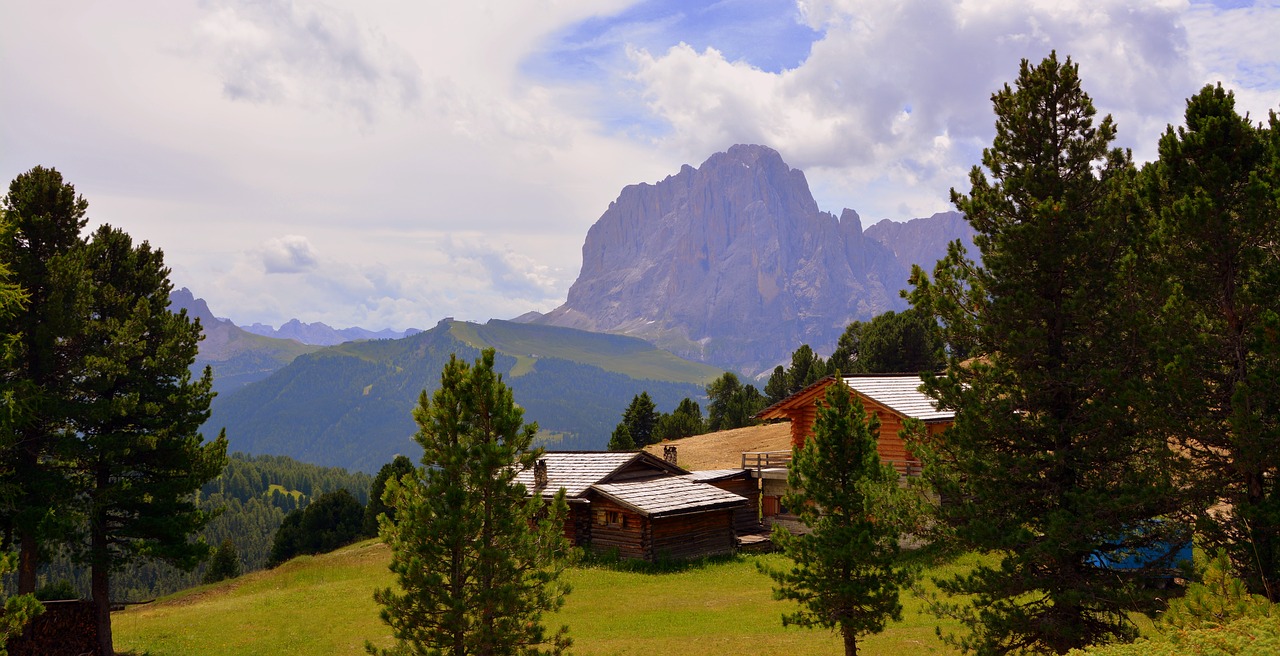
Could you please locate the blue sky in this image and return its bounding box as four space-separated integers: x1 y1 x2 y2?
2 0 1277 332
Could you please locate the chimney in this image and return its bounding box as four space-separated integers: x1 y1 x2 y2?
534 459 548 489
663 445 678 465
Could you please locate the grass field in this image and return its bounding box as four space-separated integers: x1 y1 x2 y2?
115 540 974 656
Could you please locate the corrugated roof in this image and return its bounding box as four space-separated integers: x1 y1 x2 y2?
842 375 954 422
591 477 746 517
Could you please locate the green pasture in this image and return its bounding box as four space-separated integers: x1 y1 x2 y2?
116 541 977 656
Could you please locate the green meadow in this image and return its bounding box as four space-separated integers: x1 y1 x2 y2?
115 540 976 656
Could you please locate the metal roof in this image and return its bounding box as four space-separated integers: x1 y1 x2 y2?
590 477 746 517
842 375 954 422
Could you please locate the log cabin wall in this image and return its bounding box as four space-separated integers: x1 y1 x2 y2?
650 510 736 560
708 477 762 534
567 502 592 545
587 498 648 560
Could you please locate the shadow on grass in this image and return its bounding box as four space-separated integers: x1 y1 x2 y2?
573 548 747 575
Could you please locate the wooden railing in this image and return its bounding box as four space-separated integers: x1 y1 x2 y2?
741 451 923 478
742 451 792 470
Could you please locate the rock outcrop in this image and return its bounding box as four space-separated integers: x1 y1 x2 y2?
536 145 971 375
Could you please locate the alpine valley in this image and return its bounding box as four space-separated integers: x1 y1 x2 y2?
185 145 972 470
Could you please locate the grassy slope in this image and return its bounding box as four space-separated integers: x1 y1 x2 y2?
449 320 725 385
117 540 973 656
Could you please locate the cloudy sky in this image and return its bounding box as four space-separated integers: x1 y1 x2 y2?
2 0 1276 331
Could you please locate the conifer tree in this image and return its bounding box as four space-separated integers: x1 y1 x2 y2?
705 372 764 431
907 53 1188 653
606 423 634 451
0 166 87 593
364 455 415 537
1142 85 1280 598
620 392 658 448
762 382 914 656
203 539 242 585
67 224 228 654
370 349 571 656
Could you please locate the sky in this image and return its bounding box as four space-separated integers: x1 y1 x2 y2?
2 0 1277 331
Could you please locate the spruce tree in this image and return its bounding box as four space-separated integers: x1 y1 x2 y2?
907 53 1188 653
370 349 571 656
67 224 228 655
606 423 634 451
1143 85 1280 597
203 539 242 585
761 382 914 656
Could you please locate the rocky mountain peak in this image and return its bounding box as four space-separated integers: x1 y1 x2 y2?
536 145 972 375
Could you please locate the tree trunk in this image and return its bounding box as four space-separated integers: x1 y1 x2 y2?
18 529 38 594
842 627 858 656
92 524 114 656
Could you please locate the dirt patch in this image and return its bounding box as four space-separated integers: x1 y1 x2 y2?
643 422 792 470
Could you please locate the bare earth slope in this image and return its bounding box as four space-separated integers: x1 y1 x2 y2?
644 422 792 470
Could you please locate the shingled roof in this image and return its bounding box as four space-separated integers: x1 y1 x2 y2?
590 477 746 517
513 451 686 498
842 375 954 422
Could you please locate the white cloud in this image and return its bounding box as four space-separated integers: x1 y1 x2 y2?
259 235 320 273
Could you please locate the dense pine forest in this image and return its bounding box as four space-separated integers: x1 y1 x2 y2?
21 453 373 602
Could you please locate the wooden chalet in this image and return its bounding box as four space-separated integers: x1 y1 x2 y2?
514 451 748 562
756 373 954 472
752 374 954 527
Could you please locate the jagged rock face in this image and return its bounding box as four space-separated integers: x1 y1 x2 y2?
539 145 918 375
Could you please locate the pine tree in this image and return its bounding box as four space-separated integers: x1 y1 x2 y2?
620 392 659 448
203 539 242 585
652 397 704 441
67 224 228 655
364 455 415 537
370 349 571 656
761 382 914 656
705 372 764 431
0 166 87 593
606 423 634 451
1142 85 1280 598
907 53 1189 653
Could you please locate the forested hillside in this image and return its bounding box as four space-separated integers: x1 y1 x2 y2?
209 320 713 471
32 453 372 602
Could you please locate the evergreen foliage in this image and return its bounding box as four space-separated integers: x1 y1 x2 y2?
203 539 242 585
1141 84 1280 598
370 349 572 656
67 224 229 654
0 552 43 654
269 489 365 566
620 392 659 448
606 423 634 451
705 372 764 431
828 308 945 375
652 397 705 441
1161 551 1272 632
907 53 1189 653
0 166 87 594
761 382 915 656
364 455 415 537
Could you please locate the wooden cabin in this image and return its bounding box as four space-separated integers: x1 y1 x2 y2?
753 374 954 528
756 374 954 473
514 451 748 562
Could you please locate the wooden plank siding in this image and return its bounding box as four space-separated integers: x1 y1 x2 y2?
651 510 737 560
586 498 649 560
706 477 762 534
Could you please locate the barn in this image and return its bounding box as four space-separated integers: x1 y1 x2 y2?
514 451 748 562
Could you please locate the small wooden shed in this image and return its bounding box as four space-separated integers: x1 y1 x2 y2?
514 451 748 561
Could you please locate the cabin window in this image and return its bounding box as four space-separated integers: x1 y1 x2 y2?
595 509 623 528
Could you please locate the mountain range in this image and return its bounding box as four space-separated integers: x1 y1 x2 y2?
525 144 974 375
241 319 421 345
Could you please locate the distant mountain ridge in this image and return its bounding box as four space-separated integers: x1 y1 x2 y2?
169 288 320 395
242 319 421 346
209 319 720 472
529 144 974 375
